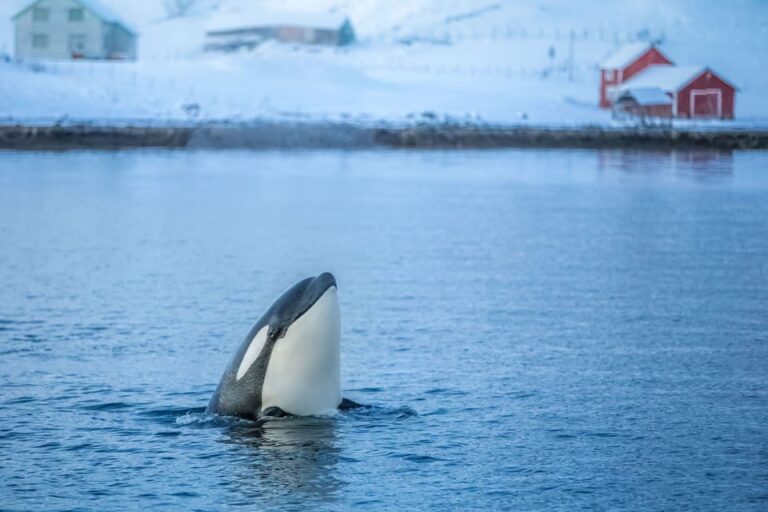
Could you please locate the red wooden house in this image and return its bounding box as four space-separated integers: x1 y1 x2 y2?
599 43 673 108
619 66 736 119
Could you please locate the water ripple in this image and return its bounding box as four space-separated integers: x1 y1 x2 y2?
2 149 767 511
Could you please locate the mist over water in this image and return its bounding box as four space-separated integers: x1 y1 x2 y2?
1 149 767 510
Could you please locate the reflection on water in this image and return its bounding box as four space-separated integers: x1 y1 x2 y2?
223 417 341 504
598 149 734 179
673 149 734 179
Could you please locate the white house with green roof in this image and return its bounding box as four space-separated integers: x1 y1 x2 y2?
12 0 136 60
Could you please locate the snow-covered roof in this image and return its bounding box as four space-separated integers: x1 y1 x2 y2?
620 65 707 92
600 43 655 69
617 87 672 105
12 0 136 34
207 9 350 33
80 1 129 25
80 0 137 33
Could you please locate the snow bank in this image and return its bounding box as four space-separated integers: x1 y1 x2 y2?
1 0 766 125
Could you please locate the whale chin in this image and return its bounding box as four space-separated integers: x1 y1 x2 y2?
260 285 341 416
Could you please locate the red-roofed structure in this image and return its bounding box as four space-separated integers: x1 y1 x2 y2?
619 66 736 119
599 43 673 108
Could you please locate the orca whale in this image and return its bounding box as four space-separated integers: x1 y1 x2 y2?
207 272 358 419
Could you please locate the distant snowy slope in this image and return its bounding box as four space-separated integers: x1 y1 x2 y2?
4 0 766 56
1 0 766 123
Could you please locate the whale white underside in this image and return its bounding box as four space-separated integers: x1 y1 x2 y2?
237 286 341 416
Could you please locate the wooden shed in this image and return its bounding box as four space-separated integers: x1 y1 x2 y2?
599 43 673 108
620 65 736 119
612 87 672 124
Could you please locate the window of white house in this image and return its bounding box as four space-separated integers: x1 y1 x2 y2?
69 34 86 53
32 7 49 22
68 8 84 22
32 34 49 49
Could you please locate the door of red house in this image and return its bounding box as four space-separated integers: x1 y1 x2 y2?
690 89 722 118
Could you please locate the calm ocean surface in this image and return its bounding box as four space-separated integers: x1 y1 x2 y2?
1 149 766 511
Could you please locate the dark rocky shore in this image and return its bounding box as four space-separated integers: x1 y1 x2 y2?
1 121 767 150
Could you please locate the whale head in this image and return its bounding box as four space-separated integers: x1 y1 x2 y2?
207 272 342 418
264 272 339 340
260 272 341 416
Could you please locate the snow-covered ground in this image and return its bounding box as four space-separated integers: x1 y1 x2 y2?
1 0 767 125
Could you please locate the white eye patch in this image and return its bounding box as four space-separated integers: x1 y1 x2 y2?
236 325 269 380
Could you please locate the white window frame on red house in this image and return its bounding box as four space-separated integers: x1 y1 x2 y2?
690 88 722 118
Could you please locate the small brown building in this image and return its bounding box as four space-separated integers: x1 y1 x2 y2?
613 87 672 122
205 10 355 52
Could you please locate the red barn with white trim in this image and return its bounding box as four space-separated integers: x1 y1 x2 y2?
619 65 736 119
599 43 673 108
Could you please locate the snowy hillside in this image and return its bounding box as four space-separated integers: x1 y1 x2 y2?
1 0 767 124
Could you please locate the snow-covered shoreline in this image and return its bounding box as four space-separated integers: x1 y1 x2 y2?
3 119 767 151
2 1 767 129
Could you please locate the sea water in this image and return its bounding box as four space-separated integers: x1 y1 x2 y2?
1 149 766 510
